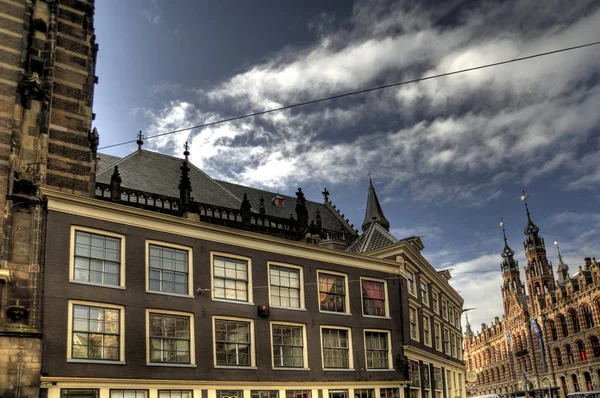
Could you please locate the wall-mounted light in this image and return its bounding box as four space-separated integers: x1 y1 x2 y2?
257 305 270 319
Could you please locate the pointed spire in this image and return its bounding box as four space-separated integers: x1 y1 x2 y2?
259 196 265 215
178 143 192 211
183 141 190 161
464 314 474 338
136 130 144 151
362 176 390 232
521 190 539 235
554 239 569 282
521 190 544 251
499 218 518 272
110 166 122 202
240 193 251 212
295 188 308 228
500 218 514 259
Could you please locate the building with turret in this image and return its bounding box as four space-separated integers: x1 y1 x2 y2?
463 198 600 398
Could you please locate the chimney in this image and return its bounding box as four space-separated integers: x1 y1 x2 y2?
584 257 592 270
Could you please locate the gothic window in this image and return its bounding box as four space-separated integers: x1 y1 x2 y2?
535 283 541 295
548 320 558 341
582 305 594 329
566 344 574 365
577 340 587 361
591 336 600 358
560 377 568 397
584 372 593 391
558 314 568 337
572 374 580 392
555 348 563 366
569 309 581 334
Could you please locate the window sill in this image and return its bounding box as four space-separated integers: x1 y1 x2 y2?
324 368 356 372
319 310 352 316
67 359 126 365
363 315 391 320
146 362 196 368
212 298 255 306
367 368 395 372
214 365 257 370
69 280 125 290
273 367 310 371
270 305 307 312
146 290 194 299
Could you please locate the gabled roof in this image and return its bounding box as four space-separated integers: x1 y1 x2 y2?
96 150 355 233
346 221 397 253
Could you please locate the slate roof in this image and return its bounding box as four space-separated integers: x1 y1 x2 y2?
96 150 355 234
346 222 397 253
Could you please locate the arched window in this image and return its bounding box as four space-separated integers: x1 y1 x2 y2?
583 305 594 329
569 308 581 333
566 345 574 364
584 372 593 391
577 340 587 361
560 376 568 397
591 336 600 358
558 314 568 337
572 374 580 392
548 320 558 341
555 348 563 366
535 282 541 295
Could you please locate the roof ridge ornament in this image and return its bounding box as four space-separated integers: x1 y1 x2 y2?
136 131 144 151
183 141 190 161
521 190 539 235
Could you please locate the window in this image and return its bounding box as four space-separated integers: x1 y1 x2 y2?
364 330 391 369
569 309 581 333
454 308 459 327
433 367 443 390
444 328 450 355
158 392 192 398
251 392 279 398
71 227 124 287
361 278 388 317
572 374 580 392
328 391 347 398
110 391 148 398
446 370 452 398
451 332 456 357
318 271 349 313
147 310 194 365
558 314 568 337
578 340 587 361
406 270 416 296
271 323 306 368
354 390 374 398
214 317 254 367
434 322 442 351
380 389 399 398
409 307 419 341
217 391 242 398
423 315 431 346
442 299 448 320
555 348 563 366
269 263 303 309
147 241 192 296
432 291 439 313
68 301 124 362
423 363 431 398
212 253 252 302
566 344 574 364
456 335 463 360
286 392 310 398
321 327 352 369
549 320 558 341
62 390 99 398
591 336 600 358
420 282 429 305
409 360 421 398
583 305 594 329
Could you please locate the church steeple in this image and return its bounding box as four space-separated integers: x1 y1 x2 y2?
554 240 569 283
500 219 518 273
499 219 525 315
361 177 390 232
521 191 544 251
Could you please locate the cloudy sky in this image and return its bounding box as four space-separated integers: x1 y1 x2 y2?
94 0 600 333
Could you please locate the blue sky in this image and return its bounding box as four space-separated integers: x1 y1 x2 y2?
93 0 600 332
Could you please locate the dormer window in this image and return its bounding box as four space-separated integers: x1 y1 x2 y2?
272 194 285 208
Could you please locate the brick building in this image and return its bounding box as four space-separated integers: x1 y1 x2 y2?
0 0 98 396
463 201 600 398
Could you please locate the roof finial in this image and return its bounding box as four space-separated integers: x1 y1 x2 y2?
554 239 563 261
521 190 530 217
136 130 144 151
321 188 329 202
500 218 514 260
183 141 190 161
368 171 372 181
500 218 507 243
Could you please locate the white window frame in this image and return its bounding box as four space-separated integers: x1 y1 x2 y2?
270 321 308 370
66 300 125 364
423 315 432 347
423 363 431 398
406 269 416 297
434 321 442 351
448 305 454 326
212 315 256 368
444 328 450 355
267 262 305 310
409 306 420 342
420 280 429 306
442 298 448 320
210 252 253 304
320 325 354 370
145 240 194 297
360 276 390 318
451 332 457 358
317 270 350 315
432 291 439 314
363 329 393 371
69 226 126 289
145 308 196 367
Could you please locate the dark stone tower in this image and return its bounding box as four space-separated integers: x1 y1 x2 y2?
499 220 525 315
521 193 555 316
0 1 98 395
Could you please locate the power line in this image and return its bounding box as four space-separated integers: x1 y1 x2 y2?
98 40 600 150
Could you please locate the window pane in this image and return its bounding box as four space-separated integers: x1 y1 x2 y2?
149 313 191 364
71 305 120 361
319 273 346 312
74 231 121 286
